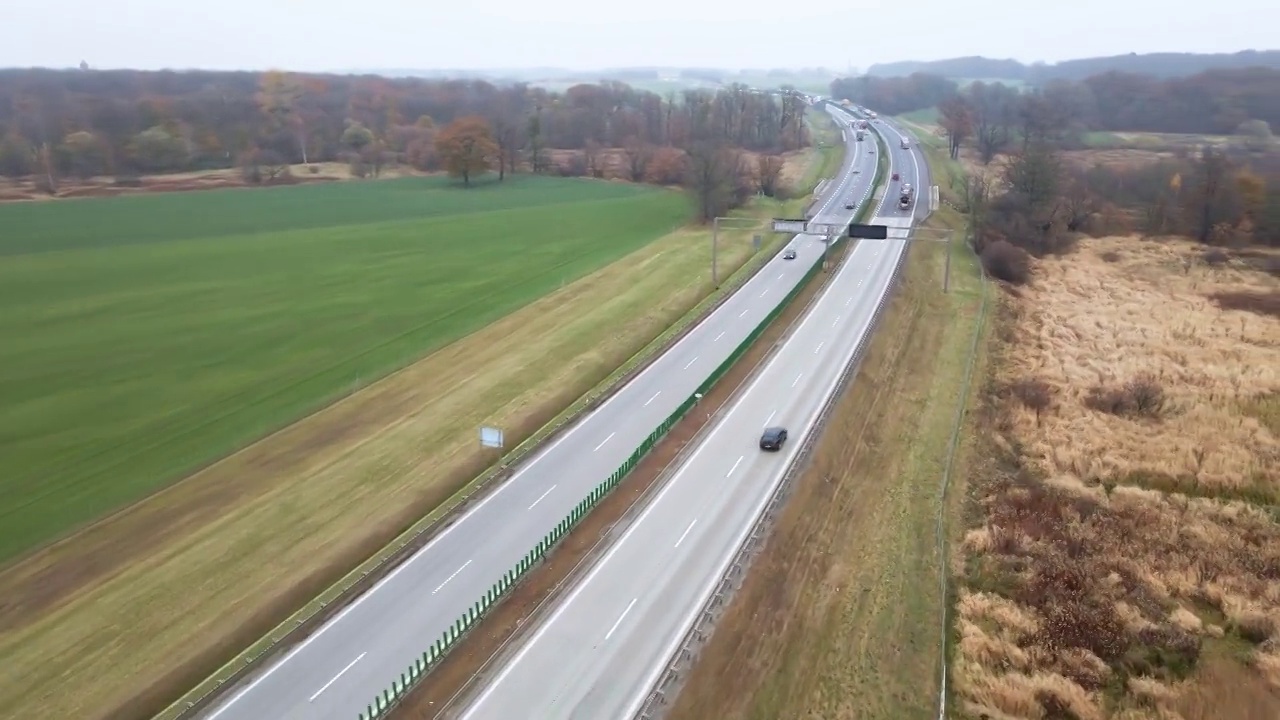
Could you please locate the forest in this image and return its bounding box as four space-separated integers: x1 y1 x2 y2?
0 68 810 213
831 66 1280 136
865 49 1280 82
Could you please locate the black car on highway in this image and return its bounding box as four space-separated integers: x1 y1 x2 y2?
759 426 788 451
783 249 797 260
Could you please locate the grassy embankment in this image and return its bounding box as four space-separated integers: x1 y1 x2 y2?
668 137 992 719
0 117 845 720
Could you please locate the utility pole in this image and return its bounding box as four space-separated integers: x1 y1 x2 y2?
943 229 953 293
712 216 719 287
710 216 764 288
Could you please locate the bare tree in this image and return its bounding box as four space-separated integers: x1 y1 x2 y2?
756 154 785 197
621 135 651 182
1182 146 1239 243
526 108 545 174
583 139 603 178
967 82 1016 164
685 141 742 221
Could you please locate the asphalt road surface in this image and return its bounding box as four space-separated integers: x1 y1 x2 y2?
455 110 929 720
200 103 879 720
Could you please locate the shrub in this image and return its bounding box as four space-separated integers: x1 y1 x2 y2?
1210 290 1280 318
981 240 1032 284
1202 248 1230 266
1100 250 1122 263
1084 373 1166 418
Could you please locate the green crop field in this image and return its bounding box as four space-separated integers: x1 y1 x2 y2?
0 175 690 563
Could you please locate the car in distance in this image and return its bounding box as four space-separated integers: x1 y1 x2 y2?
783 249 797 260
891 172 900 181
844 201 855 209
759 426 788 451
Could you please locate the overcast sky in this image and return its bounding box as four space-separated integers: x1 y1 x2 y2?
3 0 1277 73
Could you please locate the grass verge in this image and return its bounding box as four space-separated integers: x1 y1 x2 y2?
665 202 989 720
387 211 854 720
62 146 829 717
0 184 825 720
952 236 1280 719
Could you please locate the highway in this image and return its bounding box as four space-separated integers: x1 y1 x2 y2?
199 102 880 720
455 109 930 720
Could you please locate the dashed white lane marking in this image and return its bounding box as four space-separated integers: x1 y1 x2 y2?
727 455 744 477
528 485 557 510
605 598 638 641
308 653 366 702
645 391 661 406
432 560 472 595
793 373 803 387
675 518 698 548
594 433 615 452
815 341 825 354
684 356 699 370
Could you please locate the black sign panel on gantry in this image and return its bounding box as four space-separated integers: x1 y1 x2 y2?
848 223 888 239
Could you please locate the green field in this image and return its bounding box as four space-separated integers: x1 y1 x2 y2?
897 106 940 125
0 175 690 562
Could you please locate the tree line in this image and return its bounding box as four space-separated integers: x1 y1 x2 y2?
832 67 1280 137
935 94 1280 283
0 68 812 215
865 49 1280 83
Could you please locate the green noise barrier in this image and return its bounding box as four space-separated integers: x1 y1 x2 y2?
356 135 879 719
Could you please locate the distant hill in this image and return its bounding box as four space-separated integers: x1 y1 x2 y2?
865 50 1280 82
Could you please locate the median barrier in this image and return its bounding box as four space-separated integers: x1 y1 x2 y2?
356 117 889 720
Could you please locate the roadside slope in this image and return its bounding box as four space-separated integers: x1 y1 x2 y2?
0 146 836 720
666 203 988 720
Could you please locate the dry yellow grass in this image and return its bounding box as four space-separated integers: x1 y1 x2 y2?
0 170 824 717
667 206 988 720
956 235 1280 720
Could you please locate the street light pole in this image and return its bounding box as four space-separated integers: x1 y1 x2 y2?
943 229 953 293
710 216 766 288
712 216 719 287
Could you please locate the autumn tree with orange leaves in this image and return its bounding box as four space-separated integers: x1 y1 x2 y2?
434 116 498 186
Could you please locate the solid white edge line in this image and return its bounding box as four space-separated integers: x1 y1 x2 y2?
623 193 907 720
210 104 872 720
462 120 878 715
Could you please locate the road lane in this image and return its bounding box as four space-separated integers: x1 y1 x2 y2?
456 109 924 719
459 214 911 720
200 102 877 720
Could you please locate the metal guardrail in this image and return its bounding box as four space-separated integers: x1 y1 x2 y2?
356 114 871 719
633 117 902 720
359 245 830 719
